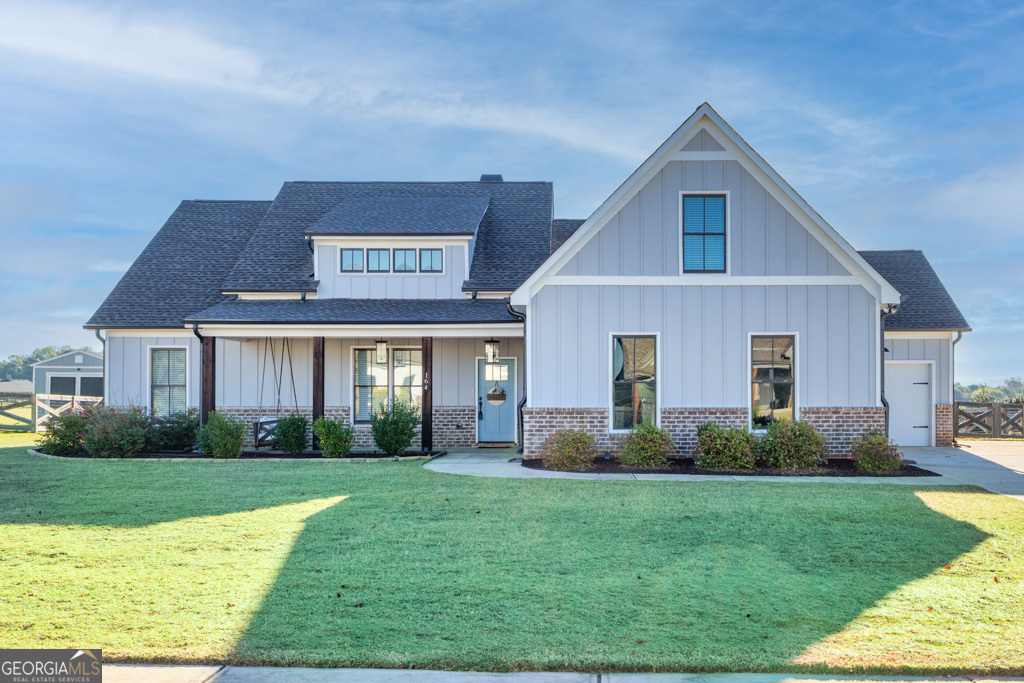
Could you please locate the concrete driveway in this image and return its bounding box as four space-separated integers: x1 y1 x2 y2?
903 440 1024 500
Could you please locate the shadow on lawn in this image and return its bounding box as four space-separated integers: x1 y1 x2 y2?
228 480 992 671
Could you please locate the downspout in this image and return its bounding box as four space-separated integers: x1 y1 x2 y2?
952 330 963 445
506 300 527 453
192 323 203 341
94 329 106 404
880 304 900 437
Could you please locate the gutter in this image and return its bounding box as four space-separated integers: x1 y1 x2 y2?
879 304 900 437
506 300 527 454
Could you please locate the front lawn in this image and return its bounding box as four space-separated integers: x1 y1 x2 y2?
0 431 1021 674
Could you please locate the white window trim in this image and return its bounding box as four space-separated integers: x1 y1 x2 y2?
884 360 936 448
679 190 731 275
349 345 422 425
336 246 447 276
474 356 518 443
146 345 190 414
747 332 800 430
607 332 661 433
337 247 366 274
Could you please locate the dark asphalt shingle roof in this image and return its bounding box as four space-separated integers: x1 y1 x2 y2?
550 218 585 254
183 298 519 324
85 200 272 329
304 196 490 236
859 250 971 331
222 181 552 292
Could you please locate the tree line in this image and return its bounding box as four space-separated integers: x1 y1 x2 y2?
954 376 1024 404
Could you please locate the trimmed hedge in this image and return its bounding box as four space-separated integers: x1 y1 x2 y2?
854 430 903 472
198 411 248 458
371 401 419 456
619 422 675 468
313 416 354 458
755 420 828 470
541 429 597 471
694 421 756 470
273 413 309 455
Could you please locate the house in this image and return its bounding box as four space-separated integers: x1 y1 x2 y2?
31 350 104 398
85 103 969 455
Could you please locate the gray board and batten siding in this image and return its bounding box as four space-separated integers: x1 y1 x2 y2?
105 335 202 408
556 161 849 278
529 284 878 411
885 336 953 405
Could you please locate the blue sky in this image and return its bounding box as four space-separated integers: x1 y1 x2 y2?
1 0 1022 384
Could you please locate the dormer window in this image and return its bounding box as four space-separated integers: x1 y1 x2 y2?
339 248 364 272
419 248 443 273
394 249 417 273
367 249 390 273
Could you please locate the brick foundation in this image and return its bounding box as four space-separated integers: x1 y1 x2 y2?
215 406 481 451
799 407 886 457
523 406 886 459
936 403 953 447
522 407 749 458
433 406 477 448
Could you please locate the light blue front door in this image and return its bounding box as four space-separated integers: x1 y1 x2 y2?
477 358 516 443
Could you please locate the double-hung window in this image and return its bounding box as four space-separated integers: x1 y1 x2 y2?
151 348 187 417
751 335 795 426
367 249 390 272
682 195 726 273
419 248 443 273
612 336 656 429
340 248 364 273
353 348 422 422
394 249 417 273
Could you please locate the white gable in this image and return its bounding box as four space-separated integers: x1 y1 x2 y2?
512 103 899 305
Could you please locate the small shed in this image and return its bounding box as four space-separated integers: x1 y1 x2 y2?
31 350 104 398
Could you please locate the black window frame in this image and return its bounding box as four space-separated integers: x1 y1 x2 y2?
611 335 657 431
419 248 443 273
750 335 796 428
339 248 365 273
681 194 727 274
367 248 391 273
393 249 417 273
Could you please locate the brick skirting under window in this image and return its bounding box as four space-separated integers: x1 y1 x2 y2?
215 405 476 451
523 406 886 459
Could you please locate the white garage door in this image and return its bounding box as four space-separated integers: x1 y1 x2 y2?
887 363 932 447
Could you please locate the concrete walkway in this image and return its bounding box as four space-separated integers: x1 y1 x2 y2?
102 665 1024 682
425 448 958 486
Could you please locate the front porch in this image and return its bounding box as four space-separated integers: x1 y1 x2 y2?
198 332 524 451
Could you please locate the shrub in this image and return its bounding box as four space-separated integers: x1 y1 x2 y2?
82 405 151 458
198 411 248 458
371 401 419 456
853 430 903 472
540 429 597 471
39 409 88 455
619 421 675 468
755 420 828 470
273 413 309 455
694 422 756 470
313 416 354 458
150 409 200 451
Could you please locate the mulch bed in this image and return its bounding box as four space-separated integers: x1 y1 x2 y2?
35 450 443 460
522 457 940 477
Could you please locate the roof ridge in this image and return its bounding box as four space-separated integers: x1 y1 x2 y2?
282 180 551 185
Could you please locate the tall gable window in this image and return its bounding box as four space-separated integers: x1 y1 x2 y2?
339 248 364 272
367 249 390 272
682 195 726 273
419 248 443 273
151 348 186 417
751 335 795 427
612 336 656 430
394 249 417 273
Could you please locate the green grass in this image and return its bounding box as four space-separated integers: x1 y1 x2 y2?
0 430 1022 673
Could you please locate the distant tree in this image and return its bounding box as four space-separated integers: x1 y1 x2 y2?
971 385 1003 403
0 346 94 381
1002 376 1024 396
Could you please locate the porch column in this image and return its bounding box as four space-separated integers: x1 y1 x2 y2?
421 336 433 452
312 337 325 448
201 336 215 425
